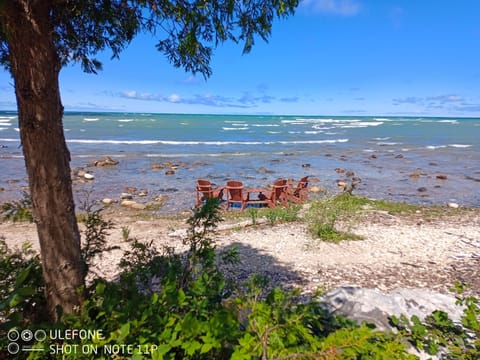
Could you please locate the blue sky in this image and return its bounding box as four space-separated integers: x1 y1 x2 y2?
1 0 480 116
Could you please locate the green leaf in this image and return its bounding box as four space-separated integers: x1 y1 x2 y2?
14 263 33 287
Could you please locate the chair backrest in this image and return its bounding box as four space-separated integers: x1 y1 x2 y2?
294 176 309 198
197 179 214 197
226 180 243 201
271 178 288 201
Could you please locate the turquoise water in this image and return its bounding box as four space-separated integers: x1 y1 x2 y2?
1 112 479 211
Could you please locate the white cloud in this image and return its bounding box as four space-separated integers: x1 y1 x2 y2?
122 90 138 98
167 94 181 103
301 0 361 16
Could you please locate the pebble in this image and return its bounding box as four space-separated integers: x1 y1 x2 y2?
83 173 94 180
447 202 459 209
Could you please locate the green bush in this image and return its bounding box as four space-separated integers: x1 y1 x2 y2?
306 194 364 242
1 192 33 222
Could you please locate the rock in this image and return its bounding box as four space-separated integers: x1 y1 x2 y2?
125 186 137 194
103 156 119 165
151 163 165 170
352 177 362 186
395 154 404 159
417 187 427 192
138 189 148 197
154 194 168 202
120 200 136 207
321 287 464 332
77 169 87 177
346 171 355 178
409 171 421 179
165 170 175 175
120 193 133 200
258 166 275 174
369 154 377 159
302 163 311 168
309 186 322 194
336 180 347 188
83 173 95 180
436 174 448 180
447 202 459 209
130 203 146 210
335 168 346 174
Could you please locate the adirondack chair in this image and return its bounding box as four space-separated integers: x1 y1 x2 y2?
195 179 224 206
259 178 289 208
286 176 309 204
225 180 249 210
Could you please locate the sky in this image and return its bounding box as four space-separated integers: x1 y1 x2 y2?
1 0 480 117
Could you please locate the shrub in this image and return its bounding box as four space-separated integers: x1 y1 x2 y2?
0 191 33 222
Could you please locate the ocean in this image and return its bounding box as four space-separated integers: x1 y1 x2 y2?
1 111 479 212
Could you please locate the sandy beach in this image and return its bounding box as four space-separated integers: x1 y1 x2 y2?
2 204 479 297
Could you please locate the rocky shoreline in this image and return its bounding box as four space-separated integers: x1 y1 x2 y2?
1 205 479 298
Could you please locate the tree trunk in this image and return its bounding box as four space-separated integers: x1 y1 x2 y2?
2 1 85 320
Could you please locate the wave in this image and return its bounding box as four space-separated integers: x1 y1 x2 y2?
118 119 135 122
438 120 459 124
0 123 12 127
426 145 447 150
251 124 280 127
222 127 249 131
427 144 472 150
66 138 349 146
145 152 251 158
373 137 391 141
340 122 384 128
449 144 472 148
377 142 401 146
83 118 99 122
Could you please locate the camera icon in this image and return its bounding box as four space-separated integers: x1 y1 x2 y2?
7 329 20 342
21 329 34 342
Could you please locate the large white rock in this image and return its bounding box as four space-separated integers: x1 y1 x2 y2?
321 286 464 332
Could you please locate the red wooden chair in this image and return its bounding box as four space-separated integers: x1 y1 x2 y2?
195 179 224 206
260 178 289 208
286 176 309 204
225 180 249 210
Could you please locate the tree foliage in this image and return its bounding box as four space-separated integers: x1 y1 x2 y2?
1 0 299 76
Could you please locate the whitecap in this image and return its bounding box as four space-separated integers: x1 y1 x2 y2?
438 120 459 124
426 145 447 150
66 138 349 146
377 142 401 146
222 127 248 131
373 137 391 141
83 118 99 122
118 119 135 122
449 144 471 148
251 124 280 127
